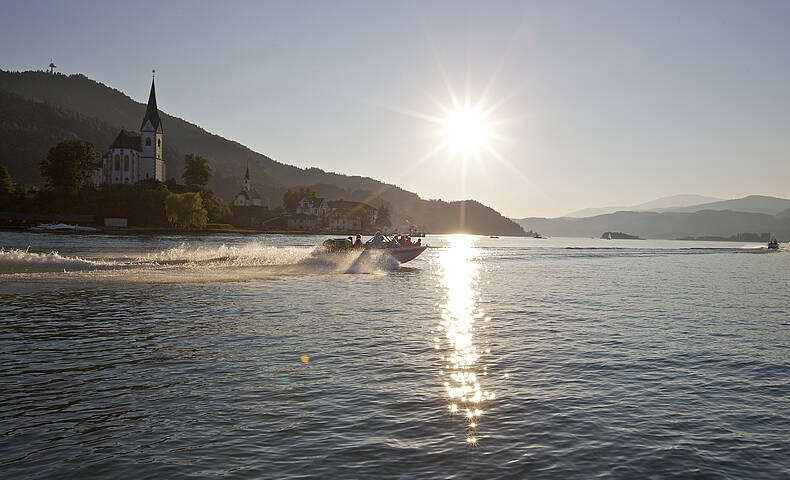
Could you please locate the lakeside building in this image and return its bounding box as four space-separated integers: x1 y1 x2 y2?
327 200 376 232
96 76 165 185
296 197 329 217
232 165 262 207
287 197 376 232
229 165 271 228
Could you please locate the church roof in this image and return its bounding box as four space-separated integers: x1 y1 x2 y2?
236 187 261 200
140 77 163 132
109 129 142 151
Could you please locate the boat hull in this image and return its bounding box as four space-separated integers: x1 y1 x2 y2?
379 245 427 263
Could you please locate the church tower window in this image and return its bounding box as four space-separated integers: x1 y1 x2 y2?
124 155 129 171
145 137 151 146
114 155 120 170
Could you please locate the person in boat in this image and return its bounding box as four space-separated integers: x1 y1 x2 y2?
353 234 363 249
416 238 421 246
402 235 412 247
369 231 386 248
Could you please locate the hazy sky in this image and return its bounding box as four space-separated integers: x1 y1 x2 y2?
2 0 789 217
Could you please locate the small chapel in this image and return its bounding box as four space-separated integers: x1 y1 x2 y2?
232 165 262 207
97 74 166 185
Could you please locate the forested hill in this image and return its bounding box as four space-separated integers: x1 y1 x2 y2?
0 70 524 235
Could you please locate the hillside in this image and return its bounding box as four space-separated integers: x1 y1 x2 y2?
0 91 187 187
0 70 524 235
565 194 722 218
655 195 790 216
516 209 790 240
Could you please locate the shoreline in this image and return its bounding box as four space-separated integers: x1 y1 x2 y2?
0 226 777 243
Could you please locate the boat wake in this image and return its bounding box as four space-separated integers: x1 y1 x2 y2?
0 241 402 281
0 248 108 274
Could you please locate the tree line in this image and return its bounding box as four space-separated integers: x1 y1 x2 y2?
0 140 231 231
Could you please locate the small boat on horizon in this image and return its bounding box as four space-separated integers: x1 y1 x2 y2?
30 223 99 233
767 238 779 250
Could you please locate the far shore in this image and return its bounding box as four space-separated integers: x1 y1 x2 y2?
0 226 779 243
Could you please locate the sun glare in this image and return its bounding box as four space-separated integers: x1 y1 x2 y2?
442 107 491 154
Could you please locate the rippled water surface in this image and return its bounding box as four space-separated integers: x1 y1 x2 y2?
1 232 788 478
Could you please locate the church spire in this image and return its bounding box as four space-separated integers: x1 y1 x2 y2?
141 70 162 132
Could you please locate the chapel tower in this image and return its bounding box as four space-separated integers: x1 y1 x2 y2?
140 71 165 181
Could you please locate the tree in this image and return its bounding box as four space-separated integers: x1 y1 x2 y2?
182 153 211 187
0 165 14 195
375 203 392 228
282 186 316 213
199 187 232 223
40 140 99 197
165 192 208 230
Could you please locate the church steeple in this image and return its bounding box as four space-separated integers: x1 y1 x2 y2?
243 162 251 191
139 71 165 181
141 71 162 132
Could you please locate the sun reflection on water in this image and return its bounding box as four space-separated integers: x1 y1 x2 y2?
434 235 495 445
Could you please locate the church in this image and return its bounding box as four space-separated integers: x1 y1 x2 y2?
96 75 166 185
232 165 262 207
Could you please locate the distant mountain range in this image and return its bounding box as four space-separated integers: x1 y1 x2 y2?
652 195 790 215
516 195 790 240
0 70 524 235
564 194 722 217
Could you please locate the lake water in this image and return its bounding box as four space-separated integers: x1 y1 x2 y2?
1 232 788 478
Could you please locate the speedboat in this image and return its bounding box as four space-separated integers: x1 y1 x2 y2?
30 223 99 232
321 236 427 264
767 238 779 250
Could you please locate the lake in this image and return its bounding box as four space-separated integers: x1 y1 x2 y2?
1 232 788 478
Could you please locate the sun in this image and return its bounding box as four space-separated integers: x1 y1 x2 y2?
442 107 491 154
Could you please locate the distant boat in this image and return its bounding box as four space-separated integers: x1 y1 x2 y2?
767 238 779 250
30 223 99 232
533 233 545 239
490 236 499 238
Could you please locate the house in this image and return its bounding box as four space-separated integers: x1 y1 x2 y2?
287 214 320 230
96 75 166 185
327 209 362 231
296 197 329 219
286 197 377 232
327 200 376 233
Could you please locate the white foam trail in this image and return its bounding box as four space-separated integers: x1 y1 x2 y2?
139 241 316 266
1 241 401 280
0 248 104 274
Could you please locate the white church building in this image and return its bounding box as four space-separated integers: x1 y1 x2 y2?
97 75 166 185
232 165 263 207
